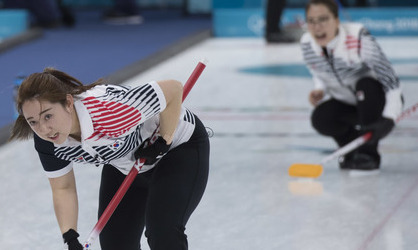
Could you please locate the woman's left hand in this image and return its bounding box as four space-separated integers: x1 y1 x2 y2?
134 137 171 165
361 117 395 144
63 229 83 250
309 89 324 106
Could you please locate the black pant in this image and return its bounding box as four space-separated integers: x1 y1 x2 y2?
3 0 62 24
98 116 210 250
112 0 140 14
311 77 386 159
339 0 368 7
266 0 286 34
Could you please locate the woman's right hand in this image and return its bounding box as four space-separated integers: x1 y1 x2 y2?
309 89 324 106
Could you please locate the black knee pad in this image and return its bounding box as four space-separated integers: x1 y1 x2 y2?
355 77 385 101
355 77 385 123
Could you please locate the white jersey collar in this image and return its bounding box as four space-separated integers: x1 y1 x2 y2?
74 98 95 142
309 24 343 56
55 99 95 147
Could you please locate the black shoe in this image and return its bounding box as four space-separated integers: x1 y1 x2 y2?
36 20 62 29
351 153 380 170
338 153 355 170
265 32 296 43
103 10 143 25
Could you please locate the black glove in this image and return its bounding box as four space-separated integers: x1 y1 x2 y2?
63 229 83 250
134 136 171 165
361 117 395 144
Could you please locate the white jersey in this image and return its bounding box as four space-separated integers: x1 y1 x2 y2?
35 82 196 177
300 23 403 120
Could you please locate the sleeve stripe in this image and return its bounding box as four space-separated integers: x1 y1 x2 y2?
44 162 73 178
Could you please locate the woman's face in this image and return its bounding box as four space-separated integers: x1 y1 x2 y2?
306 4 339 47
22 95 76 145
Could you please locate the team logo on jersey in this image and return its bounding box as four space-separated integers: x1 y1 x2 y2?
109 140 124 151
75 155 85 162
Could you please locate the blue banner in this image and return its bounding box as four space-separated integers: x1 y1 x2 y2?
213 0 263 8
0 10 29 39
213 7 418 37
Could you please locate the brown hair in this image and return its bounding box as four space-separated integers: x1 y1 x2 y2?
305 0 339 18
9 67 104 141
